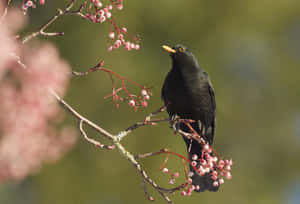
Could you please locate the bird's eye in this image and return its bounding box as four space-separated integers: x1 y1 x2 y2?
178 47 185 52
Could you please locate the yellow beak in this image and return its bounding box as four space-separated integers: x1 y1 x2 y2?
162 45 176 54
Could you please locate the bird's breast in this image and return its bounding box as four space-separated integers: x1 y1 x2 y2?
162 69 214 123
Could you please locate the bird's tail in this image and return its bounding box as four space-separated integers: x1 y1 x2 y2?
181 123 219 192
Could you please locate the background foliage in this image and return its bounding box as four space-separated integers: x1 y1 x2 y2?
1 0 300 203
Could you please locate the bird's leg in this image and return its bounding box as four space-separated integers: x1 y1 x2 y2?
169 114 181 134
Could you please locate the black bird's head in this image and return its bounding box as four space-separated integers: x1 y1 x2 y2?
162 44 200 70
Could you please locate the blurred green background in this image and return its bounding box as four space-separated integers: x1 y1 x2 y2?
2 0 300 203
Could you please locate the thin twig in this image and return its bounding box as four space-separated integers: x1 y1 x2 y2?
22 0 81 43
79 120 115 150
50 89 115 141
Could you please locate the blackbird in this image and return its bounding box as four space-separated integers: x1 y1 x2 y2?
161 44 219 192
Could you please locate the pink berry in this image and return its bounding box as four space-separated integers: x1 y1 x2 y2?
141 89 147 96
204 167 210 173
107 46 113 52
213 181 219 187
103 7 108 13
135 44 140 50
192 154 198 160
226 172 232 180
124 42 131 51
200 159 207 166
39 0 45 5
195 185 200 191
149 197 154 201
121 27 127 33
211 175 218 180
106 12 112 18
181 191 186 196
95 0 102 7
218 160 225 168
99 15 106 23
107 5 113 10
118 34 124 40
26 1 33 7
141 101 148 107
130 43 135 49
187 178 193 184
212 171 218 177
114 40 122 48
219 178 224 184
162 168 168 173
117 4 123 10
129 100 135 107
212 156 218 162
204 144 210 151
191 161 197 167
109 32 115 39
225 165 231 171
98 9 105 16
173 172 179 178
169 179 175 184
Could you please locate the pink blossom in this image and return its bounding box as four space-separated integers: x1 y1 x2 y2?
0 3 77 182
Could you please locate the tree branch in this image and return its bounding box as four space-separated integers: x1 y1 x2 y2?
50 89 180 203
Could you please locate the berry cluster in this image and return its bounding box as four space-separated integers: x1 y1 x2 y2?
161 168 180 185
156 143 232 196
83 0 139 51
85 0 120 23
127 89 151 109
190 144 232 187
22 0 45 15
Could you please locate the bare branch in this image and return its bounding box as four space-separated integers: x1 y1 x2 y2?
50 89 115 141
50 89 182 203
22 0 83 43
